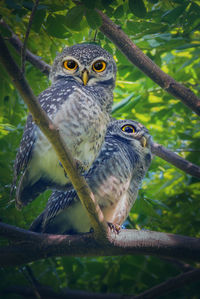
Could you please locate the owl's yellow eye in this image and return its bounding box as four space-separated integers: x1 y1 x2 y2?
121 124 136 134
63 60 78 71
92 60 106 72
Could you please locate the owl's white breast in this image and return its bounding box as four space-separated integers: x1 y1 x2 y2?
28 133 67 186
28 87 109 185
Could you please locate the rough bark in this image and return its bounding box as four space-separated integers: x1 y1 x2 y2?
0 222 200 267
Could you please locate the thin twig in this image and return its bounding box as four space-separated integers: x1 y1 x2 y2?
21 0 40 74
0 19 50 76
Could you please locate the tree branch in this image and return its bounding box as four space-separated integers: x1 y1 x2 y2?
97 10 200 116
0 19 50 76
151 142 200 178
0 222 200 267
21 0 40 74
0 34 108 239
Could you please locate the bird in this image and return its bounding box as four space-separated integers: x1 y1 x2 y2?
30 119 152 234
12 43 117 209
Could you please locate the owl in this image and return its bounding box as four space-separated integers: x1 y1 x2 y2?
12 43 117 209
30 119 152 234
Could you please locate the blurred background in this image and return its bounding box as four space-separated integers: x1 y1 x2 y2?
0 0 200 298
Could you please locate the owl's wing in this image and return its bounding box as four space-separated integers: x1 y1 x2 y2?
44 189 77 223
11 114 37 193
12 84 73 200
85 136 119 180
29 189 77 232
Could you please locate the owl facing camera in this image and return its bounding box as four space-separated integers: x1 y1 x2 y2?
12 43 117 209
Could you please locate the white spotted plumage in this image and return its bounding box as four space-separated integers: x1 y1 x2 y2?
30 119 152 234
13 43 116 209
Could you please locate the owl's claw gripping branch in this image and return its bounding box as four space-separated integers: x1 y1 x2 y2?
59 160 86 178
74 159 87 175
107 222 121 234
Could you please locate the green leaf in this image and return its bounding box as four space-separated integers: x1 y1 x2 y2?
22 0 34 11
32 9 46 33
114 5 124 18
6 0 20 9
0 123 16 132
101 0 115 7
112 93 137 113
46 14 71 38
81 0 96 9
162 4 188 23
128 0 147 18
126 21 168 35
133 196 159 218
0 26 11 38
85 8 102 29
65 6 84 31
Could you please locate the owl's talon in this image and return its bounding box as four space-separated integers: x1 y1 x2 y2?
75 159 87 175
59 161 68 178
107 222 121 234
59 160 87 177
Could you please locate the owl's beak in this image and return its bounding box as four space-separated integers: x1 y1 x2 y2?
140 136 147 147
82 69 89 85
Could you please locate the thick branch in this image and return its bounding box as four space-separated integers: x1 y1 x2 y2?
97 10 200 116
135 268 200 299
21 0 40 74
0 19 50 75
151 142 200 178
0 222 200 266
0 35 108 238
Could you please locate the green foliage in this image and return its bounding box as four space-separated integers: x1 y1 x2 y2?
65 6 84 31
85 8 102 29
0 0 200 298
129 0 147 18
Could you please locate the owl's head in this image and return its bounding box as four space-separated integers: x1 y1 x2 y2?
108 119 152 161
50 43 117 89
